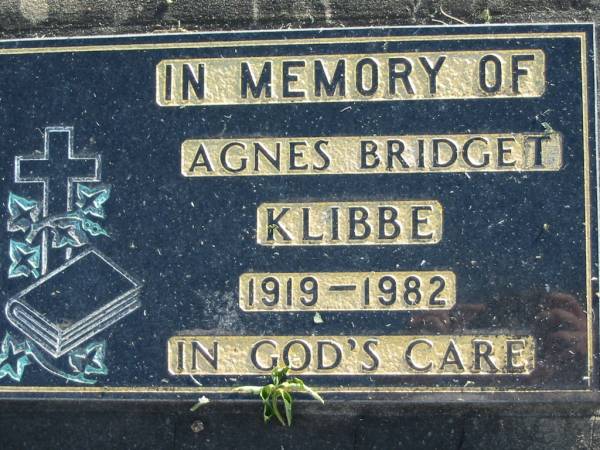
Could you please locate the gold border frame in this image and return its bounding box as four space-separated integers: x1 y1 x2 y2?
0 29 594 396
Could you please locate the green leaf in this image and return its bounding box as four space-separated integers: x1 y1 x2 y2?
261 385 274 423
190 396 210 412
233 386 263 395
286 377 305 391
301 384 325 404
271 366 289 385
282 391 293 426
233 367 323 427
271 390 286 426
259 384 273 401
279 381 302 391
287 377 324 404
263 400 274 423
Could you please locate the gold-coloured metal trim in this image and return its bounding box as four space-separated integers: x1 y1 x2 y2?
0 32 589 56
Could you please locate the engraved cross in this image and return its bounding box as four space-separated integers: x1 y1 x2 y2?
15 127 101 274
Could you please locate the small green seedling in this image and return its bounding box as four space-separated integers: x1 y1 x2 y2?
190 395 210 412
234 366 324 426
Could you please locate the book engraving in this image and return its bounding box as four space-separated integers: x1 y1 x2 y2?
2 126 143 385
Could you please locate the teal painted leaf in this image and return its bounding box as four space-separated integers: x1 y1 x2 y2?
82 218 109 238
0 333 32 382
50 222 89 248
7 192 40 233
68 341 108 376
75 184 110 219
8 239 40 279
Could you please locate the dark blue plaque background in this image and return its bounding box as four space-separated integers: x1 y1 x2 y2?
0 24 596 400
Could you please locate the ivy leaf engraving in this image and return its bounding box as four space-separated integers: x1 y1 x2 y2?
0 333 32 382
82 218 109 238
68 341 108 376
7 192 40 233
8 239 41 279
75 184 110 219
50 222 89 248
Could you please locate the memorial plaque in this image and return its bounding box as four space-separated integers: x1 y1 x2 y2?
0 24 597 401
